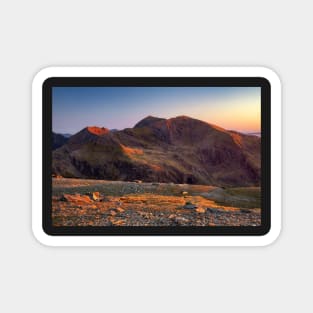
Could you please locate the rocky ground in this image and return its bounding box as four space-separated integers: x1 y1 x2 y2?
52 178 261 227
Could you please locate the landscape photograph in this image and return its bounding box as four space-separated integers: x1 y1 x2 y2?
52 86 261 227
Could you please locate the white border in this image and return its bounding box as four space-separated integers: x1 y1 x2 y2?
32 67 281 246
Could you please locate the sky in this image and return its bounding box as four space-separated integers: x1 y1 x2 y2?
52 86 261 134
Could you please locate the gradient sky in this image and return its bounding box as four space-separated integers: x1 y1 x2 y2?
52 86 261 134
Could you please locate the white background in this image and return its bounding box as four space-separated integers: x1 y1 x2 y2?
0 0 311 312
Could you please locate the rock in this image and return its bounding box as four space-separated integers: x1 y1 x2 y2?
183 203 197 209
195 207 206 213
240 209 251 214
110 219 126 226
168 214 176 219
138 211 152 218
92 192 101 201
174 216 189 224
53 174 63 178
181 191 188 197
60 194 93 204
109 210 117 216
116 207 124 213
207 208 218 213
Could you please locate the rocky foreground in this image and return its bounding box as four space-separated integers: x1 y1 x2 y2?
52 178 261 227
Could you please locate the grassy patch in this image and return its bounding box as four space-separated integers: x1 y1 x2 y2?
214 187 261 209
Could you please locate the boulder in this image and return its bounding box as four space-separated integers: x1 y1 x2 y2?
92 192 101 201
60 194 93 204
183 202 197 209
195 207 206 213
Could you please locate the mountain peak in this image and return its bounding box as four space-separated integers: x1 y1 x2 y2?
67 126 110 145
86 126 109 136
173 115 190 119
134 116 166 128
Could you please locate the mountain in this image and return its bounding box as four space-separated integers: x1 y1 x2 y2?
62 133 72 138
134 115 166 128
52 116 261 187
246 132 261 137
52 132 69 150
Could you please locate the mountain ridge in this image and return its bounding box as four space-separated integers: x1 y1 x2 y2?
52 115 260 187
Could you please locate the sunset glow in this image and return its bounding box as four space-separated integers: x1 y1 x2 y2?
53 86 260 134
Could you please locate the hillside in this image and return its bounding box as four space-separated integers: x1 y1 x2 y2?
52 132 69 150
52 116 261 187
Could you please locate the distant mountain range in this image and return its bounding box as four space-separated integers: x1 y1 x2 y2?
246 132 261 137
62 133 72 138
52 116 261 187
52 132 70 150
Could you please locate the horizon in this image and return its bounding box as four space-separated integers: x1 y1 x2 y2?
52 114 261 136
52 86 261 134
